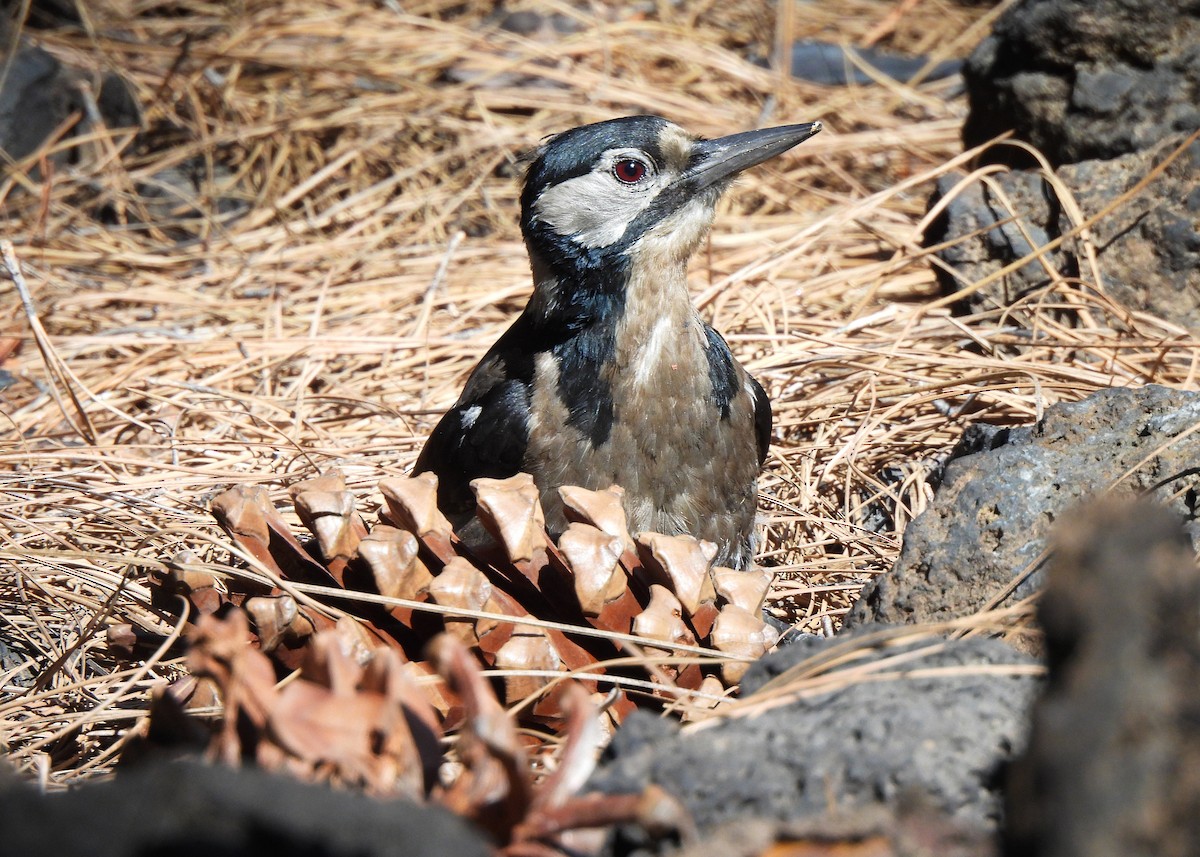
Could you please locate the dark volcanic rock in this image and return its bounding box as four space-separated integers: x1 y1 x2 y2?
1004 499 1200 857
0 760 490 857
927 135 1200 326
937 0 1200 329
962 0 1200 166
0 39 247 234
846 385 1200 628
786 41 962 87
665 807 997 857
0 44 138 167
590 628 1037 848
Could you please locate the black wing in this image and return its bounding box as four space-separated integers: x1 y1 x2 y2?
413 354 533 523
748 374 772 466
702 324 771 465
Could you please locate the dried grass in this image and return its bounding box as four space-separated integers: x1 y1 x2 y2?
2 0 1197 789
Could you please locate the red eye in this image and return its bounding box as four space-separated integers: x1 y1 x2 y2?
613 158 648 184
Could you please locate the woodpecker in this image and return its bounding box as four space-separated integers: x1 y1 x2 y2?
415 115 821 569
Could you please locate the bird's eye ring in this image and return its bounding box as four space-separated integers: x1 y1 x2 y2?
613 158 648 184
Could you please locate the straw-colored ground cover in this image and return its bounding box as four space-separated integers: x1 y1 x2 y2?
2 0 1196 791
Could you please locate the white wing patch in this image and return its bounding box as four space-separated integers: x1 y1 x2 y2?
460 404 482 429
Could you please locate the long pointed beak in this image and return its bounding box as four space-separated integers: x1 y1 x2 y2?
683 121 822 191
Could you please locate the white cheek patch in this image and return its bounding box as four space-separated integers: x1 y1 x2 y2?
533 171 661 249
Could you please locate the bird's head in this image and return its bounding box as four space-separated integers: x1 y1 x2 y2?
518 115 821 316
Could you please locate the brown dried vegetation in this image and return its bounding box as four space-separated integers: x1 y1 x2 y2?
2 0 1198 828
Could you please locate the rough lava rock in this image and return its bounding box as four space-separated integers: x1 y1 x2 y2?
0 43 139 168
590 627 1038 853
846 385 1200 629
0 760 491 857
927 135 1200 326
962 0 1200 166
935 0 1200 329
1004 498 1200 857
